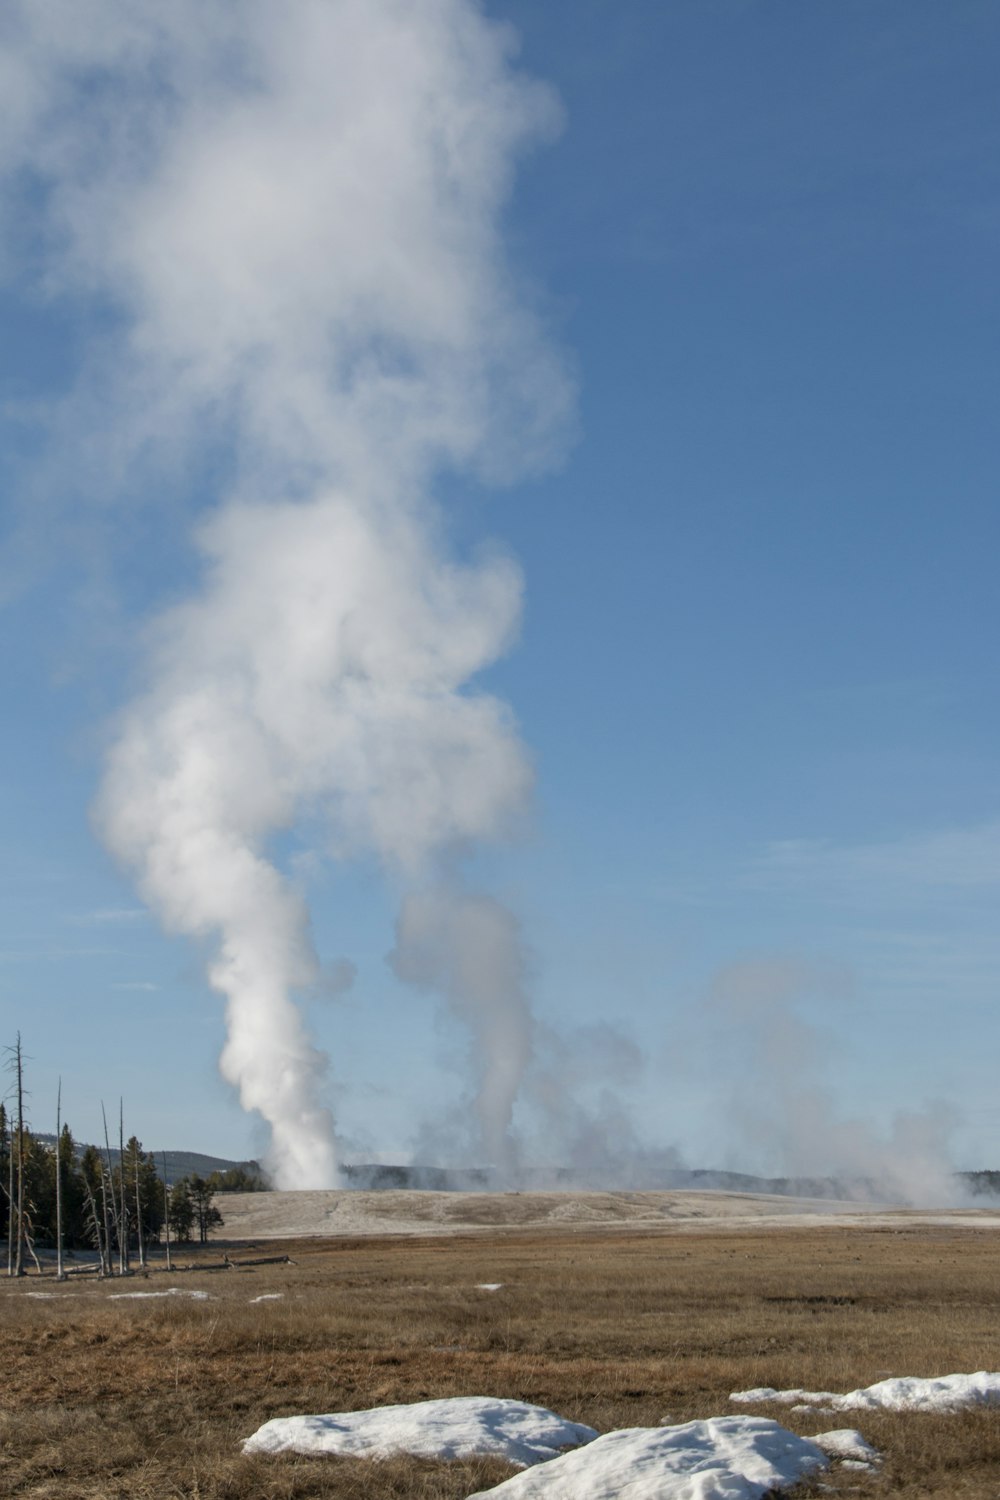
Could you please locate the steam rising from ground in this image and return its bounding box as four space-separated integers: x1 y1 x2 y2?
390 887 533 1176
5 1 571 1184
702 959 961 1206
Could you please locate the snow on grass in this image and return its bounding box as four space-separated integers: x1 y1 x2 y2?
808 1429 881 1467
108 1287 211 1300
466 1417 828 1500
477 1282 504 1291
249 1293 284 1302
732 1371 1000 1413
243 1397 597 1466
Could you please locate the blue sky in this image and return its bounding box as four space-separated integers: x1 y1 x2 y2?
2 1 999 1180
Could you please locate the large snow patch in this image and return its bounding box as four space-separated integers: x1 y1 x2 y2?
466 1417 827 1500
732 1370 1000 1413
243 1396 597 1465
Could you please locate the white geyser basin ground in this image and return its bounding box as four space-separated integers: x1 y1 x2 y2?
244 1399 845 1498
731 1370 1000 1413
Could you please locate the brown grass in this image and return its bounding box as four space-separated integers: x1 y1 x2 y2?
2 1221 999 1497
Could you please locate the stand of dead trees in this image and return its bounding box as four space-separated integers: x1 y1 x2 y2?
2 1039 230 1276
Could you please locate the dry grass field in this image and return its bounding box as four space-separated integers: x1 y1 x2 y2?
2 1215 1000 1497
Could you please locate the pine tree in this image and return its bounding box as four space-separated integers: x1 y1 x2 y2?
59 1124 88 1247
167 1178 195 1243
187 1174 224 1244
120 1136 165 1258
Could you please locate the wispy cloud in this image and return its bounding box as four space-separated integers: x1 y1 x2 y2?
113 980 158 992
751 820 1000 899
650 819 1000 913
67 906 148 926
0 945 120 962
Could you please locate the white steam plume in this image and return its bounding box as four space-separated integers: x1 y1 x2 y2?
6 1 571 1185
390 887 533 1176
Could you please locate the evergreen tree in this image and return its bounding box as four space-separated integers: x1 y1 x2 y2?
20 1131 51 1245
119 1136 165 1250
167 1178 195 1243
187 1174 224 1244
58 1124 88 1247
205 1165 266 1192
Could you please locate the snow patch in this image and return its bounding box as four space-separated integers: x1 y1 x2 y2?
466 1417 827 1499
243 1396 597 1465
477 1282 504 1291
250 1293 284 1303
108 1287 211 1301
808 1429 881 1465
732 1371 1000 1413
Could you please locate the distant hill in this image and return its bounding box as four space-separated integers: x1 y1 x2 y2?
342 1164 855 1196
33 1136 263 1187
152 1150 265 1185
344 1163 850 1195
344 1163 1000 1201
29 1143 1000 1199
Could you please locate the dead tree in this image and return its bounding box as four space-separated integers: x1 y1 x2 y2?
101 1104 121 1275
13 1035 25 1277
134 1140 146 1270
82 1173 108 1276
20 1207 42 1274
55 1080 65 1281
5 1104 13 1277
118 1101 130 1274
162 1152 172 1272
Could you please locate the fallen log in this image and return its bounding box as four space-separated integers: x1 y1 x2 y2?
223 1253 296 1269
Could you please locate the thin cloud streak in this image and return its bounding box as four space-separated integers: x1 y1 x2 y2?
754 821 1000 895
652 818 1000 910
67 906 149 926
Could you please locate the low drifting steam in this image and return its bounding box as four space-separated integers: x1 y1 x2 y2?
701 958 962 1206
7 0 572 1184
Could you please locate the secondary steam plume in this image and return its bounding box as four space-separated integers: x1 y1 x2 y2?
390 887 533 1176
6 1 571 1184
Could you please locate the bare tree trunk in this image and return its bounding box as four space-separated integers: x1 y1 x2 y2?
14 1034 25 1277
134 1144 145 1270
101 1104 120 1276
22 1216 42 1274
5 1108 13 1277
118 1100 130 1275
82 1173 106 1276
55 1079 65 1281
162 1153 172 1272
99 1171 112 1277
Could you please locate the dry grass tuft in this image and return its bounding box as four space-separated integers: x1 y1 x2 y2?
2 1222 999 1496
